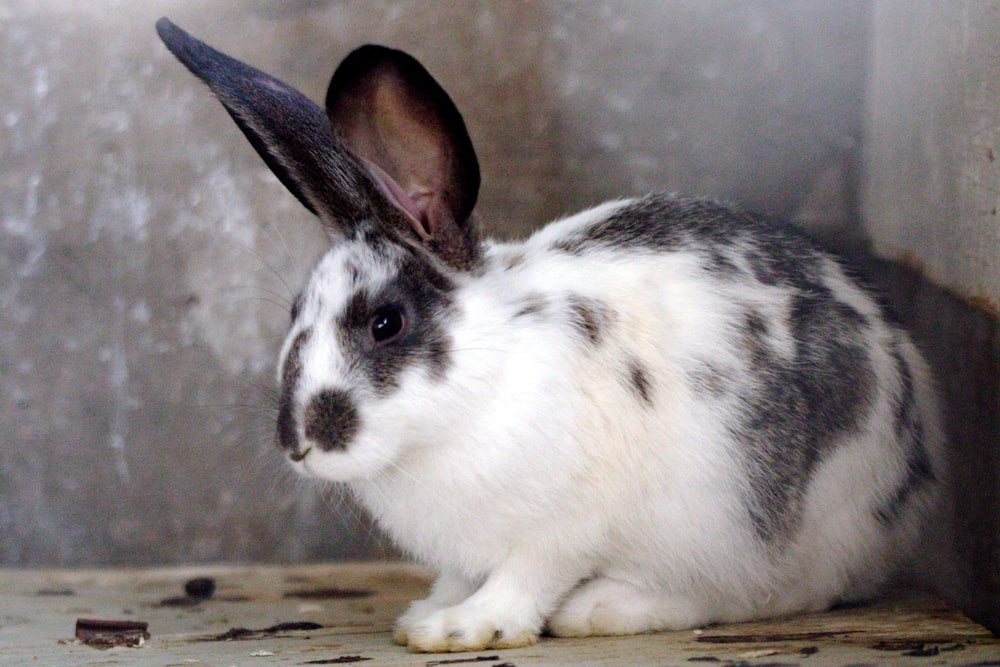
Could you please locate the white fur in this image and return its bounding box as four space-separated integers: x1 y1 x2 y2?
283 200 942 652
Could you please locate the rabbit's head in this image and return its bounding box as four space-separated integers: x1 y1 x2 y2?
156 20 482 480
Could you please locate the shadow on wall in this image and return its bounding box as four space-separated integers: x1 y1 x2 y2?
864 260 1000 635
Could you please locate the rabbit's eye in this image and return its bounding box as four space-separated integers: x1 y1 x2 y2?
370 305 406 343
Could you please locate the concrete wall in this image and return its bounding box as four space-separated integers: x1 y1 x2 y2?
864 1 1000 312
862 0 1000 633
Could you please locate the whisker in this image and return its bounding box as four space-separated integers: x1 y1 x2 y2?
218 284 296 312
224 232 300 303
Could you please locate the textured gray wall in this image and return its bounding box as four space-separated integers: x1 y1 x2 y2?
861 0 1000 633
864 1 1000 309
1 0 870 568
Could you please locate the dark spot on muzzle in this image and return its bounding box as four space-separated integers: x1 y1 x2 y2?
304 389 360 452
275 329 310 455
276 391 298 453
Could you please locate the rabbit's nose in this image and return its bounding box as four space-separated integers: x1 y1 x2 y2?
303 388 360 452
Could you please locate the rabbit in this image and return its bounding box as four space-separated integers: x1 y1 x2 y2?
157 18 945 654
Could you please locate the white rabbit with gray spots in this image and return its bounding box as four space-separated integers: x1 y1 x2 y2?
158 18 944 653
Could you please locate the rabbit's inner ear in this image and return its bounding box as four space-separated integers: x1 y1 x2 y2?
326 45 481 270
357 157 433 241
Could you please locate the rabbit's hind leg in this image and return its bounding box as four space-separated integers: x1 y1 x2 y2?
547 577 713 637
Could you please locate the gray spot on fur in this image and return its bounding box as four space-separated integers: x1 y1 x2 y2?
733 289 877 543
875 433 934 526
345 261 364 288
874 336 937 525
704 247 742 279
626 358 654 406
552 196 733 254
551 195 820 268
530 192 901 545
503 251 526 271
746 249 782 286
740 310 771 360
276 328 311 453
567 295 612 345
550 237 583 255
832 299 869 328
514 293 548 318
552 195 846 304
689 362 731 398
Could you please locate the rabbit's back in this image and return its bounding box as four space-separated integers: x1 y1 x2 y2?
479 194 942 614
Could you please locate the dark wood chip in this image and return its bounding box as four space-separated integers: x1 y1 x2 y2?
201 621 323 642
75 618 150 649
425 656 501 666
184 576 216 599
158 595 201 607
284 587 373 600
697 630 860 644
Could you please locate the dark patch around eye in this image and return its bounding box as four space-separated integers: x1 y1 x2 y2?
425 339 451 380
336 250 455 394
340 289 369 331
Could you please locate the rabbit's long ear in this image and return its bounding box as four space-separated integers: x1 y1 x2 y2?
156 18 385 237
326 45 481 269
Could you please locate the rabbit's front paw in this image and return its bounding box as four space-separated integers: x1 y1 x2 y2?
393 598 441 646
404 601 538 653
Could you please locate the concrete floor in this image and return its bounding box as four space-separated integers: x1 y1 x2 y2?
0 561 998 666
